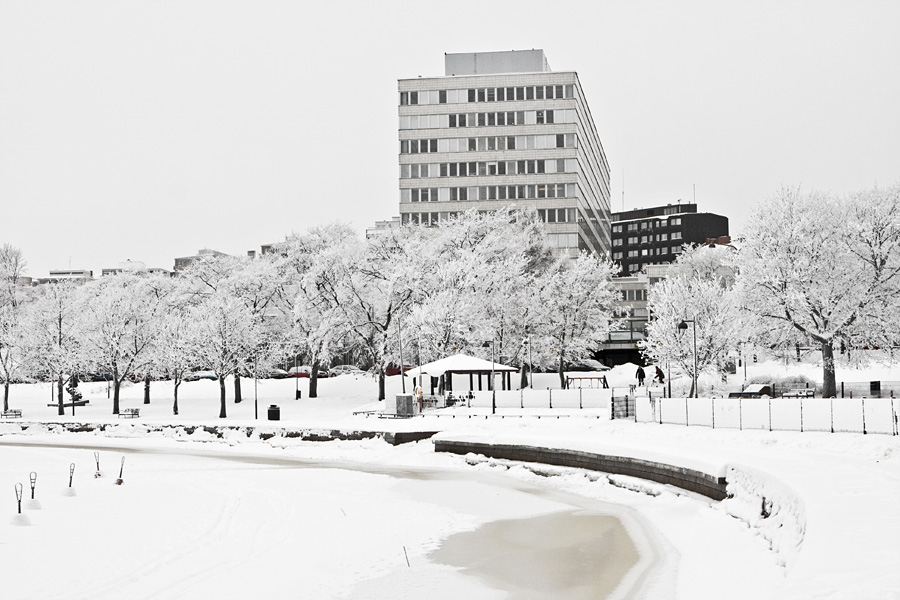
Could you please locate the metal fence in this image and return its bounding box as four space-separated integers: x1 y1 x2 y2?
464 388 612 412
839 380 900 399
635 396 899 435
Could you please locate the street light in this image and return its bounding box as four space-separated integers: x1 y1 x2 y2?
677 319 698 398
522 334 533 389
482 340 496 414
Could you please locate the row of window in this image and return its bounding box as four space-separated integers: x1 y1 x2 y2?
612 217 682 233
614 246 684 261
399 109 577 130
401 183 577 203
612 232 682 246
401 212 582 250
617 246 684 258
401 158 578 179
400 133 577 154
620 289 647 302
537 208 579 223
400 85 575 106
625 256 679 273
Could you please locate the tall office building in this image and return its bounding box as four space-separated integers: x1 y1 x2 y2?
398 50 612 258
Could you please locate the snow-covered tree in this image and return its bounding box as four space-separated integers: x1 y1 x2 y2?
0 244 28 410
642 245 744 396
190 292 258 418
20 282 86 414
738 184 900 397
182 253 286 403
403 209 552 369
80 273 170 414
535 252 620 388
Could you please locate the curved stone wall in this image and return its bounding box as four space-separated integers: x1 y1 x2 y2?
434 439 728 500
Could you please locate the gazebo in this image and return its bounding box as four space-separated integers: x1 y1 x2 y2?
405 353 519 395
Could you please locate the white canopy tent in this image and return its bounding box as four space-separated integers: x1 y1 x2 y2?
406 353 519 394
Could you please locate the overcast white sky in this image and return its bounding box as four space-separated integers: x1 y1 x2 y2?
1 0 898 278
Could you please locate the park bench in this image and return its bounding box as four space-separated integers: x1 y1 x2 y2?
782 388 815 398
118 408 140 418
1 409 22 419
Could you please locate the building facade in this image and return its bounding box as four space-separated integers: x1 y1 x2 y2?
398 50 612 258
610 203 728 275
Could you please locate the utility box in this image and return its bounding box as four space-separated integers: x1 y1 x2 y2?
395 394 415 417
870 381 881 397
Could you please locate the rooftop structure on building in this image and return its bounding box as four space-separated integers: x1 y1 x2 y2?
610 203 728 276
173 248 230 272
37 269 94 285
366 216 402 238
101 259 171 277
397 49 612 258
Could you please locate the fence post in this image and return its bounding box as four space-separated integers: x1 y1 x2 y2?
579 388 583 410
549 388 552 410
685 398 689 427
830 397 834 433
862 397 867 435
711 397 715 429
768 397 772 432
800 397 804 433
841 381 844 398
739 398 743 430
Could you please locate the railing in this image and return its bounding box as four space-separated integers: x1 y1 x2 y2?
460 388 613 413
635 396 899 435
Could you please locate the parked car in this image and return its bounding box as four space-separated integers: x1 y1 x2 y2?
185 370 218 381
328 365 364 377
287 365 328 378
259 368 290 379
385 363 413 376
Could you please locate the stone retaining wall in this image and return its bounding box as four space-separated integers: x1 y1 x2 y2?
434 439 728 500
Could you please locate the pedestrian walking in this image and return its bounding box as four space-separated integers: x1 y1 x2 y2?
655 366 665 384
636 366 646 386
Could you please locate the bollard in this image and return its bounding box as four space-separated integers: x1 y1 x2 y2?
15 483 23 514
29 472 37 500
94 451 102 478
115 456 125 485
68 463 75 488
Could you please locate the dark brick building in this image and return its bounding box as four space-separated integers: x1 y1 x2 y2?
610 203 728 276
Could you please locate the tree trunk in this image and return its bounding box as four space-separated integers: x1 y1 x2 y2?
218 375 227 418
557 355 566 389
143 374 151 404
378 370 385 401
234 373 242 403
112 379 121 415
3 381 8 412
309 361 319 398
173 378 180 416
57 374 64 416
821 340 837 397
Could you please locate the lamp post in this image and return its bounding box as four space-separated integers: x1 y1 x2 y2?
677 319 698 398
521 335 533 389
397 314 406 394
482 340 495 414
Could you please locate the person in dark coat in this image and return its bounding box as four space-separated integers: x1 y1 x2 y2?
636 366 646 386
655 366 665 384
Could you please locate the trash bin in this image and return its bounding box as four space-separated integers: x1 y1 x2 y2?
295 390 302 399
395 394 414 417
267 404 280 421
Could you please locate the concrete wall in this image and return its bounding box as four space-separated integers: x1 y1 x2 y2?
434 439 729 500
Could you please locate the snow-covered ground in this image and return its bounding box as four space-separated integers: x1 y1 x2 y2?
1 360 899 599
